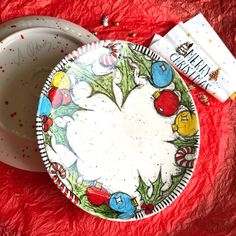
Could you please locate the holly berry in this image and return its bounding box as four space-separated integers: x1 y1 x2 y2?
42 115 53 132
153 90 179 116
141 203 154 215
86 186 110 206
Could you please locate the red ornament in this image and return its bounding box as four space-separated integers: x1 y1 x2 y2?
48 88 71 108
61 89 72 105
48 88 63 108
153 90 179 116
86 186 110 206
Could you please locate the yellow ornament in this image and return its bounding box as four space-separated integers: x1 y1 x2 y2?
51 71 70 89
172 111 198 137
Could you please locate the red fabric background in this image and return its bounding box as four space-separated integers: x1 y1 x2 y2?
0 0 236 235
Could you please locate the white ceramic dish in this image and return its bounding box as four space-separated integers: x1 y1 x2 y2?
36 40 200 221
0 16 98 172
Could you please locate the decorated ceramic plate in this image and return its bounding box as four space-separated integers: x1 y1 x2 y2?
0 16 98 172
36 40 200 221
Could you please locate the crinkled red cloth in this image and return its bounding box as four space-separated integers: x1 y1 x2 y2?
0 1 235 235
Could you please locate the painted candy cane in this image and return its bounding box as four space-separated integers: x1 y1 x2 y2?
175 146 196 168
50 162 67 178
49 162 80 205
99 43 122 67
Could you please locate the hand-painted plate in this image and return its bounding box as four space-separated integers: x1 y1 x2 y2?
36 40 200 221
0 16 98 172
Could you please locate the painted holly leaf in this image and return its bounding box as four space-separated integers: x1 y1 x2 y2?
137 170 165 205
70 180 88 199
149 170 164 204
80 195 119 218
65 62 94 82
117 59 137 106
124 44 153 79
68 162 80 183
67 164 120 219
137 172 150 204
159 171 185 202
173 70 194 112
167 137 198 148
50 124 70 150
44 132 52 147
89 73 117 104
51 102 80 119
65 62 117 105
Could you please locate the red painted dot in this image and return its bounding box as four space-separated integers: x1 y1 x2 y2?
32 125 36 128
35 148 38 152
60 49 64 53
11 25 17 28
22 154 25 158
20 35 24 39
10 112 16 117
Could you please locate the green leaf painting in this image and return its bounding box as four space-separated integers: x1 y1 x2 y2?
137 173 150 204
65 62 117 104
50 124 70 149
159 171 185 202
137 170 164 205
52 101 80 119
137 169 186 206
124 44 153 79
167 137 198 148
89 73 117 104
117 59 137 106
149 171 164 203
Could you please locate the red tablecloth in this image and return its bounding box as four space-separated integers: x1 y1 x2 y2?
0 1 235 235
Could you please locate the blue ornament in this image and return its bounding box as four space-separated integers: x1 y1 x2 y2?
151 61 173 88
109 192 136 219
37 95 52 116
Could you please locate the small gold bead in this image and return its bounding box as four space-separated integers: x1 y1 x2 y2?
129 33 136 37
